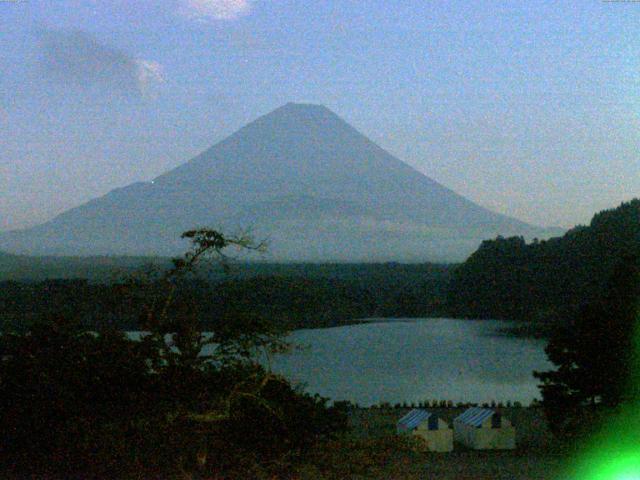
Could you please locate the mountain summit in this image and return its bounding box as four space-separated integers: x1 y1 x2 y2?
0 103 551 261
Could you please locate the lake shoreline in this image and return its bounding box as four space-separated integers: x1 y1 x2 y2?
262 318 551 406
297 316 550 340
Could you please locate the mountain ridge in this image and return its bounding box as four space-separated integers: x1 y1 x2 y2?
0 103 555 261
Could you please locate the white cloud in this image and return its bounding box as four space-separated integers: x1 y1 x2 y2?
180 0 252 21
135 59 164 97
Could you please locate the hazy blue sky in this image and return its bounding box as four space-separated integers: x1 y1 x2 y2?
1 0 638 231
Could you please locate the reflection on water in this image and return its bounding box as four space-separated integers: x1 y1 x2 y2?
262 318 551 406
132 318 551 406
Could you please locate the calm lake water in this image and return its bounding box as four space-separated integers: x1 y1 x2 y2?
132 318 551 406
257 318 551 406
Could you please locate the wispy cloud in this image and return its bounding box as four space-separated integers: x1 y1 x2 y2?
38 30 163 97
179 0 252 21
134 60 164 98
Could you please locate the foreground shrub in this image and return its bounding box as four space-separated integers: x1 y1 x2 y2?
0 229 348 479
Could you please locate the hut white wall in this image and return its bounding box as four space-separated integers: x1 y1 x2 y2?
471 426 516 450
412 428 453 452
413 417 453 452
400 416 453 452
453 416 516 450
453 421 475 447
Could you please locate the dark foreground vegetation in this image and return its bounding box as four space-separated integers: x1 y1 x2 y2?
0 230 348 479
1 199 640 478
0 262 452 331
533 256 640 439
449 199 640 327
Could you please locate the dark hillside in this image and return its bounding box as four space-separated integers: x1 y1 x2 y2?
0 253 167 282
0 262 453 331
448 199 640 325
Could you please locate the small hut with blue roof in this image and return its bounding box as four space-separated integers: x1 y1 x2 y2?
396 409 453 452
453 407 515 450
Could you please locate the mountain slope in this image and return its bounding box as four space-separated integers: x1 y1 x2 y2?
0 103 553 261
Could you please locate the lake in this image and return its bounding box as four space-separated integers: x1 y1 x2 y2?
132 318 551 407
256 318 551 407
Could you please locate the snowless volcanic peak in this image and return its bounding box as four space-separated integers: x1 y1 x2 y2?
0 103 549 261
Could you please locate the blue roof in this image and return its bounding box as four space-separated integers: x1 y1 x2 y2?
397 409 432 430
454 407 495 427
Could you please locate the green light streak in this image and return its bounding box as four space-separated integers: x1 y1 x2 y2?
560 314 640 480
567 418 640 479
